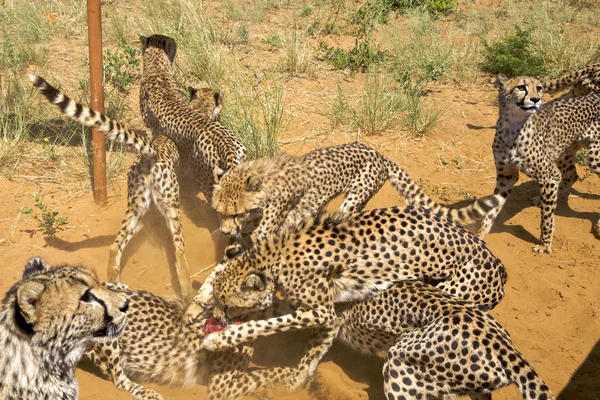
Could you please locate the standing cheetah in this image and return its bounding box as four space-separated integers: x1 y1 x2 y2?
30 75 221 301
213 142 498 257
0 257 128 400
85 282 295 400
478 74 600 253
542 63 600 97
198 206 507 363
138 34 246 199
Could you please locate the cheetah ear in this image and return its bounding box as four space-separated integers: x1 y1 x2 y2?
187 86 198 99
139 36 148 52
213 166 225 183
494 74 506 90
212 92 223 121
23 257 50 279
163 37 177 64
245 176 262 192
242 272 265 292
213 91 223 107
17 280 46 325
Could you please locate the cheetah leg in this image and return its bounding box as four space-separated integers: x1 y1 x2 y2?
531 151 578 207
586 136 600 237
207 344 295 400
532 166 561 254
478 164 519 239
340 176 384 215
153 170 193 302
287 320 344 391
382 326 511 399
436 259 506 311
108 166 152 281
85 343 164 400
203 306 336 352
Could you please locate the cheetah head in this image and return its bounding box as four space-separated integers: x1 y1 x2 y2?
495 74 543 115
187 86 223 122
211 256 275 322
4 258 129 350
212 165 264 238
139 34 177 65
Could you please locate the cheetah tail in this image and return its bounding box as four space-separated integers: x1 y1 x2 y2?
446 194 500 225
509 353 556 400
541 74 573 92
385 158 495 226
29 75 155 156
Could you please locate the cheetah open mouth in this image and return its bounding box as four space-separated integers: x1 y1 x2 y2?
203 316 242 333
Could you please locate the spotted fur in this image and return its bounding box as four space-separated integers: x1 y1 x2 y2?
85 282 295 400
212 142 498 257
138 34 246 197
478 74 600 253
0 258 128 400
302 281 555 399
30 75 223 301
198 206 507 357
542 63 600 97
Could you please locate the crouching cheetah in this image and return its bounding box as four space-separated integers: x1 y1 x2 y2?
213 142 498 256
138 34 246 198
477 74 600 253
0 257 128 400
542 63 600 97
197 206 507 363
85 282 295 400
326 281 554 399
30 75 223 301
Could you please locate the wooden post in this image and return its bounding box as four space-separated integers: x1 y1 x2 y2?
87 0 107 205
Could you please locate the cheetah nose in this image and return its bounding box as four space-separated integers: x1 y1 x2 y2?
530 97 540 104
119 299 130 313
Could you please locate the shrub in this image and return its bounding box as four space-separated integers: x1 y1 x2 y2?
481 26 546 76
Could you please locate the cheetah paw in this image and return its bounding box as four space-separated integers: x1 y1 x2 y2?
286 370 312 391
202 332 230 352
532 244 552 254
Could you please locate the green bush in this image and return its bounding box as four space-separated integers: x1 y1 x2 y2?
481 26 546 76
319 40 387 71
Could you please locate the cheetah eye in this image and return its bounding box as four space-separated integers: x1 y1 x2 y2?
80 289 97 303
516 85 526 91
536 86 543 91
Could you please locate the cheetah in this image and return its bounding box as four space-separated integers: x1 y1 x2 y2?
197 206 507 362
0 257 128 400
542 63 600 97
138 34 246 197
477 74 600 253
295 280 555 399
85 282 295 400
30 75 221 301
212 142 499 256
187 85 223 120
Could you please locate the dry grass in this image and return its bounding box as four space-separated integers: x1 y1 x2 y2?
1 0 599 195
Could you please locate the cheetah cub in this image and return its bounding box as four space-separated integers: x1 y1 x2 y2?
478 74 600 253
86 282 295 400
213 142 498 257
0 257 128 400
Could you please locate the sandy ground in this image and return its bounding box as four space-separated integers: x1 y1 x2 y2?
1 76 599 399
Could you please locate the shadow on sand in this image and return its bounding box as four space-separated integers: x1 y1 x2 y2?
558 339 600 400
